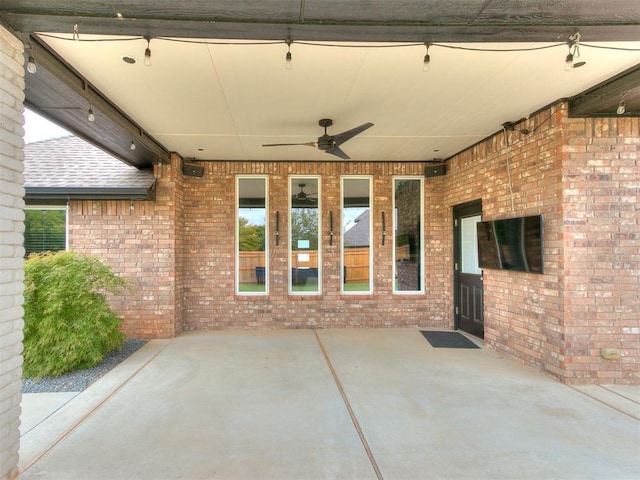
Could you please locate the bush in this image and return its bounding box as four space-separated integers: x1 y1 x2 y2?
23 251 127 378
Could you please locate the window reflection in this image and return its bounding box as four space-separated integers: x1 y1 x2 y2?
393 178 423 293
290 177 320 294
342 177 372 293
237 177 267 294
24 207 67 256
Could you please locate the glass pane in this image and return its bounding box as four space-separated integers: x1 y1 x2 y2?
290 178 320 294
342 177 371 293
24 209 66 256
237 177 267 294
461 215 482 275
394 178 423 293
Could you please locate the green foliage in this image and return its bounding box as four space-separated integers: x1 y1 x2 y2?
291 208 318 249
238 216 265 252
23 251 127 378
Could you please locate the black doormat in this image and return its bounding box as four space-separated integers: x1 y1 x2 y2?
420 331 480 349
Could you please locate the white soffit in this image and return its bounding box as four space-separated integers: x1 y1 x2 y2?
39 35 640 161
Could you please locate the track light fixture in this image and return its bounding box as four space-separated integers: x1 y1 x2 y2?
144 37 152 66
423 43 431 72
87 105 95 122
73 24 80 41
617 98 626 115
26 55 37 74
130 139 136 150
285 39 292 70
564 32 581 71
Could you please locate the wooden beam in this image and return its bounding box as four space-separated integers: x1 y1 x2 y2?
570 65 640 117
22 33 170 167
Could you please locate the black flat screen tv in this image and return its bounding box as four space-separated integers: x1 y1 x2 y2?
476 215 543 274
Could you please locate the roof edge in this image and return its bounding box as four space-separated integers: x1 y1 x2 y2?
25 181 156 201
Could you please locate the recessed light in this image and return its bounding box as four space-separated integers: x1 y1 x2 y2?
122 55 137 65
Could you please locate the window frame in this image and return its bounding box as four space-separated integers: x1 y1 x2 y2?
235 175 269 296
23 205 69 256
341 175 373 295
289 175 322 296
392 176 425 295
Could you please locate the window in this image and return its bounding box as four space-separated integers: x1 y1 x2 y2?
461 215 482 275
237 176 268 294
290 177 320 294
24 207 67 256
393 177 424 293
342 177 372 294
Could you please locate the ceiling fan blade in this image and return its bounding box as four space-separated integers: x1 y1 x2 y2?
326 146 350 160
262 142 316 147
332 122 374 146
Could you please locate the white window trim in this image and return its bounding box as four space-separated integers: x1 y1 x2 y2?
392 176 425 295
289 175 322 296
341 175 373 295
24 205 69 253
235 175 269 296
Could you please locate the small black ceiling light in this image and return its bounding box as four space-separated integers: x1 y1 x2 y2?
144 37 152 66
130 139 136 150
285 39 292 70
87 105 95 122
423 43 431 72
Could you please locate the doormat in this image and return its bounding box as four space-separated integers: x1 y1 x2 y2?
420 331 480 349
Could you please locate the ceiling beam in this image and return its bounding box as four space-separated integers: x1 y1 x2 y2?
2 9 640 43
7 17 640 43
569 65 640 117
20 33 170 167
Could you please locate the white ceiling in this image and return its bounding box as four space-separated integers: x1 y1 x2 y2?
39 34 640 162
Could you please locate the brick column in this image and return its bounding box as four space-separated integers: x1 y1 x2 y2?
561 114 640 384
0 25 25 480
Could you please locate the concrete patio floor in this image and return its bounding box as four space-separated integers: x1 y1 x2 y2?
18 329 640 479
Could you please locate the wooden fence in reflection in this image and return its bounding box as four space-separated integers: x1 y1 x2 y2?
239 247 370 284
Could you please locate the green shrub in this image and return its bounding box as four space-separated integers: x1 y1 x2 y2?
23 251 127 378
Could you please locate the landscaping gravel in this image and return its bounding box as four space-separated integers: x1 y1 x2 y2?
22 339 147 393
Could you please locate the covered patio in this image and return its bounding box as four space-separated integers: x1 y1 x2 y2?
1 2 639 479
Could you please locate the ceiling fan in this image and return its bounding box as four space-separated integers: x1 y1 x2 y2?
292 183 317 205
263 118 374 159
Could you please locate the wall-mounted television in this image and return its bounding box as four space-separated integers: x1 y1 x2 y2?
476 215 544 274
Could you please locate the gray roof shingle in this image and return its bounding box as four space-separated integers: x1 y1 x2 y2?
24 136 156 201
344 209 370 248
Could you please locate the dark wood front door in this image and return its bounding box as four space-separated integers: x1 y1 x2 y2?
454 201 484 339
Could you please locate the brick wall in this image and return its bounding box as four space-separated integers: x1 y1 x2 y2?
446 105 566 379
561 114 639 384
68 157 184 339
0 25 24 480
181 161 449 329
82 161 447 330
446 103 639 384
